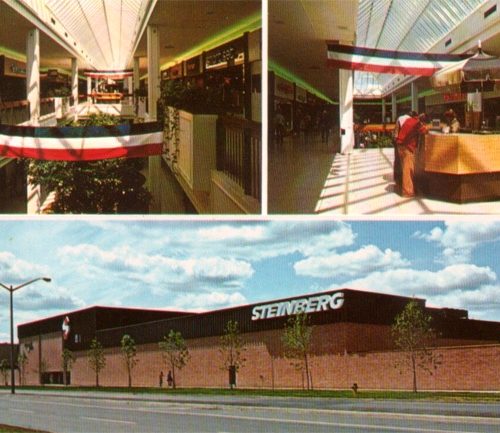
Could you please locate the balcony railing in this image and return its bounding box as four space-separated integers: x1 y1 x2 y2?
216 116 261 201
0 98 62 125
0 100 30 125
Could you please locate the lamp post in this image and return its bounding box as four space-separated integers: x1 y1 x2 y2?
0 277 51 394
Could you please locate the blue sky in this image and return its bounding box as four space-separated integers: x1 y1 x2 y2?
1 218 499 341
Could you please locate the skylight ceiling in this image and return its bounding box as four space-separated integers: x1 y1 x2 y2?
20 0 156 70
354 0 489 96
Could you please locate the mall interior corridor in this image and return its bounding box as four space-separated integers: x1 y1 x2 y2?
269 134 500 215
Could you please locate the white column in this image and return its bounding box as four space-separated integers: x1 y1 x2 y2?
391 93 397 122
411 81 418 113
87 76 92 102
381 98 386 123
133 57 140 92
71 58 78 106
339 69 354 154
147 25 160 121
26 28 41 215
26 28 40 126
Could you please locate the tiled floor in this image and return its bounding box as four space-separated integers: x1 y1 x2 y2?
269 133 500 215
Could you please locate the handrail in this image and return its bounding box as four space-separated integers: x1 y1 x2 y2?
216 115 261 200
0 97 55 110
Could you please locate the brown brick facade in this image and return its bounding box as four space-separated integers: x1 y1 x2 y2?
19 322 500 391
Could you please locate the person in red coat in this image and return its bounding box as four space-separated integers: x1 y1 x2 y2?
395 111 428 197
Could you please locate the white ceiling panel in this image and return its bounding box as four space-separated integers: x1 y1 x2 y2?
355 0 490 96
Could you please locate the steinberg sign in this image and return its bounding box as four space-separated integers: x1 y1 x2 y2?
251 292 344 321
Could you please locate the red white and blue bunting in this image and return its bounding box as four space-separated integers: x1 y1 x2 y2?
327 43 471 76
84 70 133 80
0 122 163 161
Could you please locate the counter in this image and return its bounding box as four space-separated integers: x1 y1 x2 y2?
416 132 500 203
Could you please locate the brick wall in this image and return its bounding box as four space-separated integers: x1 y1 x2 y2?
20 323 500 391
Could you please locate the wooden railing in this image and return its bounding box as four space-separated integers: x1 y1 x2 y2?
0 100 30 125
40 98 55 117
216 116 261 200
0 98 58 125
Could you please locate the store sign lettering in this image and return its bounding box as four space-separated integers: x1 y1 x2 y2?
10 65 26 75
444 93 465 102
3 58 27 77
251 292 344 320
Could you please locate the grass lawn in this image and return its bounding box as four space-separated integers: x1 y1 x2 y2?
4 386 500 402
0 425 49 433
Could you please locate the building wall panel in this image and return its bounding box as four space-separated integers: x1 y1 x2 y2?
34 323 500 391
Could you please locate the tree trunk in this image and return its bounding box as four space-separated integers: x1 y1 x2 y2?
172 366 176 389
304 354 311 390
411 354 417 393
63 365 67 386
96 372 99 388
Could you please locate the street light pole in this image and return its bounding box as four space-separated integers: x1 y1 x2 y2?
9 286 14 394
1 277 51 394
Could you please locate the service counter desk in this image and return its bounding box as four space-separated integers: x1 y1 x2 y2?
416 132 500 203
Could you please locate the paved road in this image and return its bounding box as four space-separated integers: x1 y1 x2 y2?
1 391 499 433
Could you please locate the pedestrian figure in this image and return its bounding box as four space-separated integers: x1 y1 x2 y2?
300 113 312 146
395 111 427 197
319 110 331 144
274 108 286 146
167 370 173 388
159 371 163 388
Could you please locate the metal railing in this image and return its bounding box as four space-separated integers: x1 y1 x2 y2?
216 116 261 201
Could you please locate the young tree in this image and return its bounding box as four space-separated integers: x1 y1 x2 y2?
61 349 75 386
39 358 48 385
392 300 441 393
26 114 151 214
87 338 106 387
282 312 314 390
219 320 246 389
17 351 28 386
0 359 9 386
120 334 138 388
158 330 190 389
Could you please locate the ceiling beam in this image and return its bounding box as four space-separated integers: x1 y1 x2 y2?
126 0 158 67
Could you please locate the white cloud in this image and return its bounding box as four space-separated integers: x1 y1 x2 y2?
193 221 356 260
57 244 254 292
172 291 247 312
415 222 500 264
0 252 50 285
428 285 500 319
14 286 85 311
294 245 409 278
340 264 496 298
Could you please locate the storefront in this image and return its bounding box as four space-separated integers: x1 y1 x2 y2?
273 75 294 131
425 87 500 129
160 30 261 121
0 55 27 102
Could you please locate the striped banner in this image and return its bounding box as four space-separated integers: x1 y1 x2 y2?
84 70 133 80
0 122 163 161
327 44 471 76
